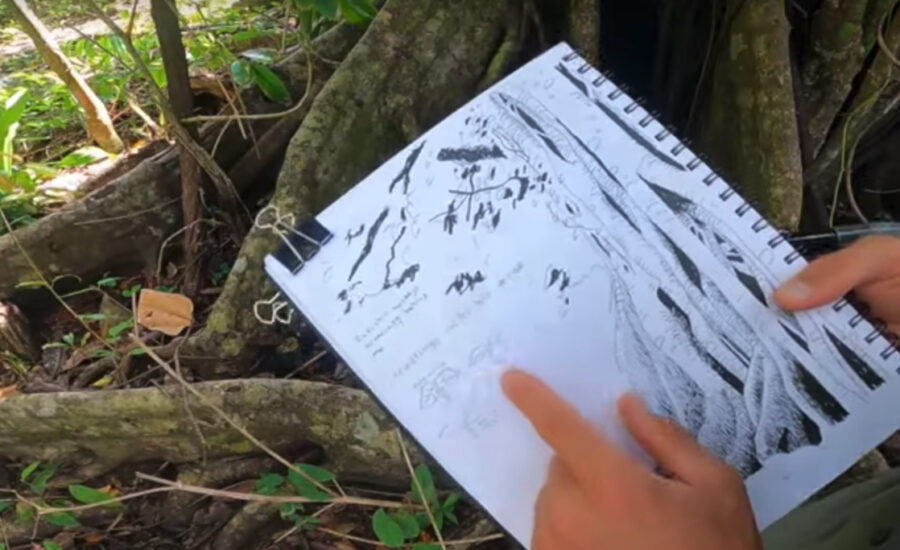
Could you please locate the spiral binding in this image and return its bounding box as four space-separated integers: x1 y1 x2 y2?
561 46 900 361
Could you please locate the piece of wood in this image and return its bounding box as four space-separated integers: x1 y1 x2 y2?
0 301 38 361
5 0 123 152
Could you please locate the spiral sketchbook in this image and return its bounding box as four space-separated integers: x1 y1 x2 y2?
264 43 900 545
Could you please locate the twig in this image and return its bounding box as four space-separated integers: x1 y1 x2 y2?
135 339 337 498
156 218 223 278
136 472 407 509
398 430 447 550
34 486 175 517
210 117 234 158
128 95 162 136
216 78 248 140
126 0 142 38
285 349 329 378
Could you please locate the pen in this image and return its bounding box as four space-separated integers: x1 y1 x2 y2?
788 222 900 253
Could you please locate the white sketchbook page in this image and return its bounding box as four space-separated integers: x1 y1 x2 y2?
267 43 900 546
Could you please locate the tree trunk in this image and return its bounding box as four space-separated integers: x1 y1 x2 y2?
568 0 601 65
5 0 124 153
191 0 523 370
700 0 804 231
151 0 204 298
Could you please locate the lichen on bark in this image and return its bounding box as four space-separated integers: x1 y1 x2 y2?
700 0 804 231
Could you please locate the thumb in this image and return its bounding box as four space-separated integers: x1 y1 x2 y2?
618 394 726 486
774 236 900 311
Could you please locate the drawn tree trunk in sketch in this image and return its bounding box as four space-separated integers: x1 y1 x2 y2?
5 0 124 153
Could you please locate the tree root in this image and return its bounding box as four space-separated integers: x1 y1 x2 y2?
806 6 900 193
191 0 520 368
799 0 896 160
700 0 804 230
0 379 419 484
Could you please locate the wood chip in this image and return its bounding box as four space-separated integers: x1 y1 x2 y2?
136 289 194 336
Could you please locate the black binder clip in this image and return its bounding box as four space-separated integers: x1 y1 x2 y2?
255 206 333 274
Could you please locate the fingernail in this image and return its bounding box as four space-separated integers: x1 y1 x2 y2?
778 277 812 300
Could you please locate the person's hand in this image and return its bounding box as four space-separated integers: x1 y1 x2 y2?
775 236 900 332
502 370 762 550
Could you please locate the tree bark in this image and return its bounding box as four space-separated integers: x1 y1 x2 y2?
806 6 900 193
798 0 891 160
568 0 601 65
151 0 204 298
0 378 418 484
0 23 368 304
700 0 805 231
5 0 124 153
191 0 521 369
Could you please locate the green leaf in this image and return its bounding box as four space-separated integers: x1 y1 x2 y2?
57 146 109 168
121 284 142 298
0 501 13 514
15 280 46 290
232 29 273 43
79 313 111 322
15 501 34 525
43 541 62 550
250 63 291 105
239 48 276 63
391 511 420 539
338 0 376 24
287 468 331 501
108 319 134 338
279 502 297 519
230 60 254 88
254 473 284 495
92 349 116 360
0 542 5 550
314 0 338 18
293 514 321 531
20 460 40 481
62 333 75 347
411 544 441 550
96 276 121 288
0 89 28 174
30 464 57 495
127 348 148 357
43 512 79 527
442 491 461 524
372 508 404 548
410 465 437 508
295 463 334 482
68 484 121 508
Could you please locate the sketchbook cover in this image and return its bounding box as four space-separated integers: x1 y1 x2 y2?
265 43 900 546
